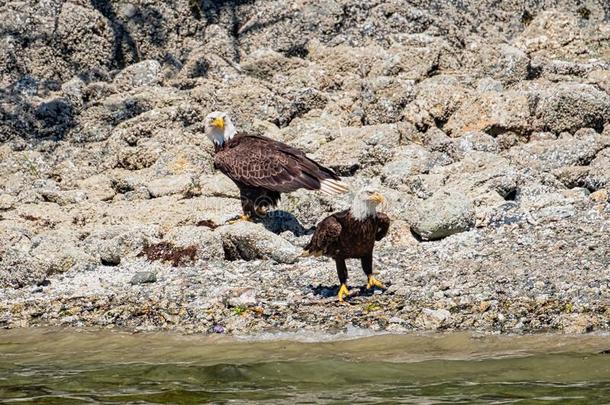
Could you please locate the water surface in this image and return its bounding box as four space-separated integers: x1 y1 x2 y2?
1 329 609 403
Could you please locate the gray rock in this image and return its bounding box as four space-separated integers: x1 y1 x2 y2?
444 90 532 137
313 124 401 175
113 60 162 91
381 144 432 187
361 76 415 125
130 271 157 285
455 131 499 154
146 175 197 198
534 83 610 134
476 44 531 84
39 189 88 206
508 131 607 172
226 288 258 307
219 222 300 264
411 190 475 240
422 308 451 322
164 226 225 261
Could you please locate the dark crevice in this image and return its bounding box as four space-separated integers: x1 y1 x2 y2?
282 44 309 58
577 7 591 20
485 125 529 138
526 63 542 80
331 164 360 177
101 257 120 266
520 9 534 26
433 116 447 130
503 188 518 201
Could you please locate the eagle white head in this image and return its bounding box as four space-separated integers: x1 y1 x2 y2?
204 111 237 146
351 187 385 220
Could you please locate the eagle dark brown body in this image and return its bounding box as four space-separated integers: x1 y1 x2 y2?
304 204 390 301
213 133 344 218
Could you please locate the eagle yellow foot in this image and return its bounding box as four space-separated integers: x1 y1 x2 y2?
228 214 252 224
338 283 350 302
367 275 385 290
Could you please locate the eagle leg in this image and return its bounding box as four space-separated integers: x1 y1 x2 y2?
361 254 385 290
338 283 350 302
366 275 385 290
227 214 252 224
335 258 350 302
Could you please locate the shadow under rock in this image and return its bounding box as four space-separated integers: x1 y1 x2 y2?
310 284 389 301
257 210 314 237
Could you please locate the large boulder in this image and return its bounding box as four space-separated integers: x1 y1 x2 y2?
411 190 476 240
533 83 610 133
218 222 300 264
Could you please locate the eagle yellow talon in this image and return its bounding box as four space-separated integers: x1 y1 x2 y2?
228 214 252 224
367 275 385 290
338 283 350 302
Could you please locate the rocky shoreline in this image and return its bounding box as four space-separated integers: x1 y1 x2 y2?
1 0 610 335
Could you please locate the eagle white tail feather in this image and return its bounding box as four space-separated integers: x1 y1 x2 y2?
320 179 349 195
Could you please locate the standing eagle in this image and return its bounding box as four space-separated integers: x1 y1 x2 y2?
204 111 349 220
303 188 390 302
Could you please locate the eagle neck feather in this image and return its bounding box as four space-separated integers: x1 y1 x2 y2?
211 120 237 148
350 198 377 221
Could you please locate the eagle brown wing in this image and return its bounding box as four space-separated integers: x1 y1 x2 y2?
214 134 339 193
303 214 343 257
375 212 390 241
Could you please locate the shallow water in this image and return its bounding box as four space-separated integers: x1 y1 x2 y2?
1 329 609 404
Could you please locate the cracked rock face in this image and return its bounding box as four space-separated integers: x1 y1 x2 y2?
1 0 610 335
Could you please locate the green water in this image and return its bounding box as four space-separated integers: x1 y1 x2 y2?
1 330 609 404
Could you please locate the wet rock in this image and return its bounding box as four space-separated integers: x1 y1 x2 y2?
411 190 475 240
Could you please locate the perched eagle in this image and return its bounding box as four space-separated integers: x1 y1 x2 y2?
303 188 390 302
204 111 349 220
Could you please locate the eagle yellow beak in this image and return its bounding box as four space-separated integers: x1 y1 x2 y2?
370 192 385 204
211 117 225 129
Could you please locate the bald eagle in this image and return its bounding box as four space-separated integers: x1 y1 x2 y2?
204 111 349 220
303 188 390 301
